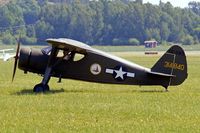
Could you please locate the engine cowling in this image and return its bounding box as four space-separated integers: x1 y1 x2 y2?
18 47 49 74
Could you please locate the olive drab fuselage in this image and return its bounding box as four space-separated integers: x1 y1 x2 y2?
17 38 187 91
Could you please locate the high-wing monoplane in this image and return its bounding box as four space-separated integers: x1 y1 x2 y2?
0 49 15 61
12 38 188 92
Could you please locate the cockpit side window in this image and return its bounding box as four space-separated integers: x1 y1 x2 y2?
41 47 85 62
73 53 85 62
57 49 64 57
57 49 72 61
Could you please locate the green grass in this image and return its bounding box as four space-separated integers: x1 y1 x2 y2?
0 52 200 132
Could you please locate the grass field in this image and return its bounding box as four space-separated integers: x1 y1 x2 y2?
0 51 200 132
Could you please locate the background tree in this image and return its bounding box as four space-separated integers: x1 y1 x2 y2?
0 0 199 45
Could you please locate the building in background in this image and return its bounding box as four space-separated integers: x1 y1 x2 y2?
144 40 158 48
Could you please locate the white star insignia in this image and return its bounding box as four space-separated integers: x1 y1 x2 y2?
114 67 127 80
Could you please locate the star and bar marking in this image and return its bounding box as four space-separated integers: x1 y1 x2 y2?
105 66 135 81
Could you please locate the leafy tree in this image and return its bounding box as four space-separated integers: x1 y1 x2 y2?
1 32 16 45
35 20 54 41
89 1 104 44
189 1 200 15
112 38 121 45
160 22 170 41
26 25 36 38
0 0 200 45
128 38 140 45
112 38 128 45
20 35 37 45
182 35 194 45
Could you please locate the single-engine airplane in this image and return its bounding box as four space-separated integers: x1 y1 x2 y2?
0 49 15 61
12 38 188 92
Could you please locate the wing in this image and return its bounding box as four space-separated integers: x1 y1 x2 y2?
0 49 14 52
46 38 92 54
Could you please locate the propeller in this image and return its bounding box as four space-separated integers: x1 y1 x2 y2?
12 38 21 82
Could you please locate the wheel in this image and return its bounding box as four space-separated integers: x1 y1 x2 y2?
33 83 50 93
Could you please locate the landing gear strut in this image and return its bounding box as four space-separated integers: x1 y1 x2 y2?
33 47 58 93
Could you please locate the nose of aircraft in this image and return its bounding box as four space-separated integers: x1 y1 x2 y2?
18 47 49 74
12 41 50 82
18 47 32 71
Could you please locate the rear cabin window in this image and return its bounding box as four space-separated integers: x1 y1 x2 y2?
73 53 85 62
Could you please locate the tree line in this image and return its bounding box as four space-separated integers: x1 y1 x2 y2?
0 0 200 45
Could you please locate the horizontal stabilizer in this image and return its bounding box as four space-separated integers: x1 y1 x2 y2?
148 71 176 77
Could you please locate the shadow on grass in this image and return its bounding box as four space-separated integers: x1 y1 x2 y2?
63 89 167 93
12 88 102 95
12 88 167 95
13 88 65 95
138 90 167 93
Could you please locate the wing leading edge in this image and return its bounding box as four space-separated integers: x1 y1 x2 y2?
46 38 92 54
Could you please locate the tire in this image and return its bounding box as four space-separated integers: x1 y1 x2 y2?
33 83 49 93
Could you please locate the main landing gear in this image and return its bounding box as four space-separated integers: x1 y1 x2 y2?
33 47 58 93
33 67 52 93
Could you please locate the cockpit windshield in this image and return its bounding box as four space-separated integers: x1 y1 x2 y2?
41 46 52 55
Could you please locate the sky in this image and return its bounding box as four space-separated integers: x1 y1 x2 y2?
143 0 200 8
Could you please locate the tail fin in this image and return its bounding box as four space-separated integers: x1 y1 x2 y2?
151 45 188 86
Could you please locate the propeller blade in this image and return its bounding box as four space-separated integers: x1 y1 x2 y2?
12 39 20 82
